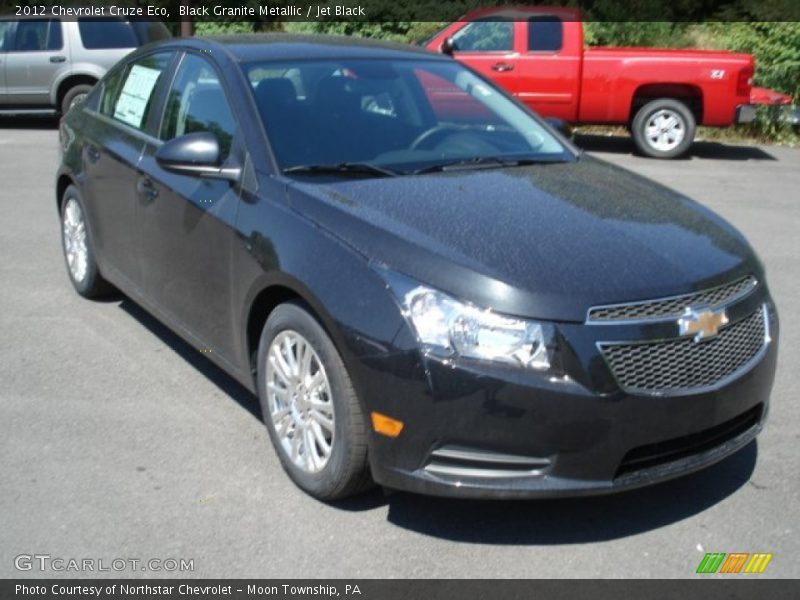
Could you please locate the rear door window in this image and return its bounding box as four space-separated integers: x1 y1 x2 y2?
528 17 563 52
78 18 137 49
101 52 173 131
11 19 63 52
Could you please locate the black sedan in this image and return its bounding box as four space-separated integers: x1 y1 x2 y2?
56 34 778 500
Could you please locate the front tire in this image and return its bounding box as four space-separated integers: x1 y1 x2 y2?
60 185 114 298
631 98 696 159
256 302 372 500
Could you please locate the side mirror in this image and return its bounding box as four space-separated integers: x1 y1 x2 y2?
544 117 573 140
155 132 241 182
440 37 458 56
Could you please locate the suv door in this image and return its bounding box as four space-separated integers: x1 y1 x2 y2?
3 19 67 106
137 52 243 360
81 51 174 288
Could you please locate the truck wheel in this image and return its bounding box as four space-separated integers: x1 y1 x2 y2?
256 301 372 500
631 99 696 159
61 84 94 116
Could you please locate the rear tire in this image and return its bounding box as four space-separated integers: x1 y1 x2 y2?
59 185 114 298
61 84 93 116
631 98 696 159
256 301 372 500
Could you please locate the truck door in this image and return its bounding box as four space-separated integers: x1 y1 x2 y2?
514 16 581 122
448 19 520 93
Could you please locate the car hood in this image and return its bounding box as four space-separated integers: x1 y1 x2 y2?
286 155 759 322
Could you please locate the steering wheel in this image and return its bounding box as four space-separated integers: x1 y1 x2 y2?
409 125 459 151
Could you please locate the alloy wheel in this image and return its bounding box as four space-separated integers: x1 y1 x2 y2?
265 330 335 474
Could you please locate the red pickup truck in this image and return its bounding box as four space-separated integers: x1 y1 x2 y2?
425 7 792 158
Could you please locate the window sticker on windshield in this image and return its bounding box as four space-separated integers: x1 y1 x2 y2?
114 65 161 128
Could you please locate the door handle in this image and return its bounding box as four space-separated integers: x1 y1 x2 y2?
50 55 67 63
136 176 158 201
491 62 514 72
86 145 100 163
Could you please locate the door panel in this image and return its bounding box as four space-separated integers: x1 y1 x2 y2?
82 51 174 288
138 53 242 360
82 125 146 285
3 20 67 106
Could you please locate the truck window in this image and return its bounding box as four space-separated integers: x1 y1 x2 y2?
528 17 562 52
12 19 63 52
78 18 137 49
452 21 513 52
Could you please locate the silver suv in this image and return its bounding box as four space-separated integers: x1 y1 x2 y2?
0 17 170 115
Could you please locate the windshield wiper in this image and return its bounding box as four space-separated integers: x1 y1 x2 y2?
413 156 559 175
283 162 399 178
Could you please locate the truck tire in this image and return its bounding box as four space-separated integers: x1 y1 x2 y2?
61 84 94 116
631 98 696 159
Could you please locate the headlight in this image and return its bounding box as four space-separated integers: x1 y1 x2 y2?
401 285 557 371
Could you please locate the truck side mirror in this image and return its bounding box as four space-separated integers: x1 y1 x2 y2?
440 37 458 56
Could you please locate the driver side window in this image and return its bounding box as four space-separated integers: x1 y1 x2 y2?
160 53 236 159
452 21 513 52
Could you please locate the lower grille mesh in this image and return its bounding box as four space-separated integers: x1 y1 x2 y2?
601 307 766 394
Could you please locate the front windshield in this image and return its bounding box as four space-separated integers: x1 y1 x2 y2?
244 58 573 175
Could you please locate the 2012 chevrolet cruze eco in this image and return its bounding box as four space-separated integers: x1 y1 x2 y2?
56 35 778 500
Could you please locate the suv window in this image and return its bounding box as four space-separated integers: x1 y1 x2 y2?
160 54 236 159
0 22 13 52
528 17 563 52
78 18 137 49
452 21 513 52
101 52 172 131
11 19 63 52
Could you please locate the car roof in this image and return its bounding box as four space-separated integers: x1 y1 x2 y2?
160 33 447 63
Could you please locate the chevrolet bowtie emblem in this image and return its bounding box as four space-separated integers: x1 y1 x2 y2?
678 306 729 342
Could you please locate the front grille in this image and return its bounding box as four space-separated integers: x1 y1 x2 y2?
588 276 757 322
601 306 767 394
615 404 762 478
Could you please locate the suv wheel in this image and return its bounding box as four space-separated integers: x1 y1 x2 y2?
631 98 696 159
61 84 94 116
256 302 372 500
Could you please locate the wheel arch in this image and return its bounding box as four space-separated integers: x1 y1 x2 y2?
56 173 76 212
55 74 99 112
243 276 349 387
630 83 704 124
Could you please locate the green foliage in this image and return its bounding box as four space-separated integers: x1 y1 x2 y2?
583 22 692 48
699 22 800 99
194 22 256 36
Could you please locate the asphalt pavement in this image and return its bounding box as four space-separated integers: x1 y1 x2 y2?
1 122 798 578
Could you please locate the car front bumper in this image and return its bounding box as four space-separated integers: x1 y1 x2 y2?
360 300 778 499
